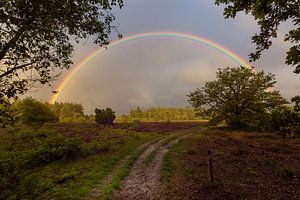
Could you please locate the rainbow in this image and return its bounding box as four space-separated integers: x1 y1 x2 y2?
49 32 250 104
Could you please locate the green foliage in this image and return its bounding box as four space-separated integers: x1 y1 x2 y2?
117 107 203 122
0 0 123 100
95 108 116 126
0 99 16 128
291 95 300 112
13 97 58 125
0 124 160 200
4 128 84 166
266 106 300 137
50 102 90 123
0 128 91 199
215 0 300 73
31 135 83 165
0 153 22 199
188 66 287 128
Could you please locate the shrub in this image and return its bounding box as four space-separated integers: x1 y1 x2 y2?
13 97 58 125
266 107 300 137
29 133 83 165
0 153 22 199
95 108 116 126
0 152 44 200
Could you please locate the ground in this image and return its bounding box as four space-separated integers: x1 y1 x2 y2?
1 122 299 200
162 128 300 200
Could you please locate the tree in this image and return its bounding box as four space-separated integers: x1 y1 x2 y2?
188 66 287 128
58 103 85 123
0 0 123 101
13 97 58 125
215 0 300 73
95 108 116 126
0 99 16 128
291 95 300 112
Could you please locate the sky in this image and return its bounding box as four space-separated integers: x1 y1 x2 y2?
28 0 299 114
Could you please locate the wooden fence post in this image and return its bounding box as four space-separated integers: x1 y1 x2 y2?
208 150 214 185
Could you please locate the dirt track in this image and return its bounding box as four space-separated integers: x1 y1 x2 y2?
112 132 195 200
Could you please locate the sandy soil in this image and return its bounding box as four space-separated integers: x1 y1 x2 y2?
112 132 196 200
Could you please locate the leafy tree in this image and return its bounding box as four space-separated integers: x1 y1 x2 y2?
13 97 58 125
215 0 300 73
58 103 85 123
291 95 300 112
95 108 116 126
49 102 90 123
188 66 287 128
0 0 123 100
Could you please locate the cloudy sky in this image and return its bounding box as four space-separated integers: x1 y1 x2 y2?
29 0 299 114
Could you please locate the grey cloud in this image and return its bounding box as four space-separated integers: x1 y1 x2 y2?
27 0 298 113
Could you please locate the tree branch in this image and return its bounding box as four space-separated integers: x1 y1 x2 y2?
0 61 36 79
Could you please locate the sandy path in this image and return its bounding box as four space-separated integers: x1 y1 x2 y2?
83 140 158 200
112 132 193 200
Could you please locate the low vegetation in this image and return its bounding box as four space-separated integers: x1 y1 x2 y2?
162 128 300 199
0 124 161 200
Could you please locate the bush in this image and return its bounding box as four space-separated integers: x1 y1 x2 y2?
0 151 44 200
260 106 300 137
95 108 116 126
28 132 83 165
13 97 58 125
0 153 22 199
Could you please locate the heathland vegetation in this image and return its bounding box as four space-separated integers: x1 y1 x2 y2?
0 0 299 199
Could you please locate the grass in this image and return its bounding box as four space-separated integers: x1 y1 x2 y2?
162 151 175 181
99 135 167 200
0 123 162 200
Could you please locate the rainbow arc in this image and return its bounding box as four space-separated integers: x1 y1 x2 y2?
49 32 250 104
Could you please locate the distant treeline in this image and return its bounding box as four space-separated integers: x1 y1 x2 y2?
10 98 94 125
116 107 206 122
4 98 204 125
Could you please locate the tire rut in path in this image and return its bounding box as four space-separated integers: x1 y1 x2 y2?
112 132 193 200
83 140 158 200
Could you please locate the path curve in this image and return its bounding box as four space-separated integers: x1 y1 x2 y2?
112 131 196 200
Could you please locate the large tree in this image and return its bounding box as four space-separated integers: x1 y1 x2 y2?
0 0 123 100
215 0 300 73
188 66 287 127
